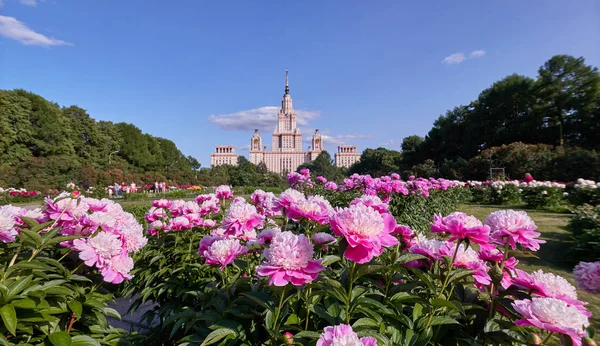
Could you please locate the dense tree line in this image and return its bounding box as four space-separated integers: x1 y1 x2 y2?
0 89 200 191
350 55 600 181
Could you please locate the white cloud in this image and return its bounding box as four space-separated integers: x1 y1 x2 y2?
469 50 486 58
442 52 466 65
19 0 37 6
209 106 320 132
302 130 371 146
0 15 72 46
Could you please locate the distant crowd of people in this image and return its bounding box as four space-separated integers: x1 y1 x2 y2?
106 181 167 197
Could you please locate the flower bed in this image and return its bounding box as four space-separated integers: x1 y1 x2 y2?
123 172 597 346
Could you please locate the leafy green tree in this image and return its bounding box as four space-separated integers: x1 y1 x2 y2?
298 151 344 181
350 148 401 176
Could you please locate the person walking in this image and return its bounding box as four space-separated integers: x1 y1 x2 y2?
161 181 167 193
154 181 159 193
113 182 119 197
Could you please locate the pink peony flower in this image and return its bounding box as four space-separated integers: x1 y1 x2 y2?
316 176 327 184
350 195 389 214
73 232 123 268
391 224 414 247
101 254 134 284
0 205 26 243
409 238 447 262
431 212 493 250
215 185 234 200
145 207 167 222
512 269 589 314
573 261 600 294
286 197 330 224
147 220 166 236
201 238 248 269
152 198 172 208
312 232 337 249
170 216 192 231
274 188 306 212
440 243 491 287
221 201 264 238
324 181 338 191
513 297 589 346
330 204 398 264
256 231 324 286
485 210 545 251
316 324 377 346
255 227 280 246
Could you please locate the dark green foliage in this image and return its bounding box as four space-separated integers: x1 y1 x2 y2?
0 89 200 191
297 151 346 181
349 148 402 176
567 204 600 262
521 187 564 210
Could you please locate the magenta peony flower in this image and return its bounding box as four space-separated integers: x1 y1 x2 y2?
485 210 545 251
330 204 398 264
350 195 389 214
286 197 331 224
316 176 327 184
215 185 234 200
256 231 324 286
573 261 600 294
274 188 306 212
221 201 264 238
431 212 493 250
170 216 192 231
316 324 377 346
73 232 123 268
324 181 338 191
101 254 134 284
513 297 589 346
201 238 248 269
391 224 414 247
152 198 172 208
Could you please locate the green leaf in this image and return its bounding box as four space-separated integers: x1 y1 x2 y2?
7 274 33 297
321 255 341 266
49 331 72 346
68 301 83 318
428 316 459 327
43 235 82 247
294 330 321 339
71 335 101 346
200 328 236 346
430 298 460 311
0 304 17 335
240 292 274 311
356 264 386 279
396 253 427 264
284 313 299 325
19 216 40 228
20 229 42 246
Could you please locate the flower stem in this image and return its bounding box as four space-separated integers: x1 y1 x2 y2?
425 241 461 330
272 287 287 341
345 262 356 324
304 287 311 330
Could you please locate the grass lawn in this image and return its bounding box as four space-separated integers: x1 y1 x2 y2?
458 204 599 344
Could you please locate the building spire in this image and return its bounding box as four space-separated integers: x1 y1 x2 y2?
285 68 289 94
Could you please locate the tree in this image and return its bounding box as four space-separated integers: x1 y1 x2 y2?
535 55 600 147
349 148 402 176
297 151 344 181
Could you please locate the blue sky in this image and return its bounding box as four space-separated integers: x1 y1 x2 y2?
1 0 599 166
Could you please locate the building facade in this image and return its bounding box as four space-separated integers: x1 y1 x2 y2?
249 70 328 174
210 146 238 167
335 145 361 168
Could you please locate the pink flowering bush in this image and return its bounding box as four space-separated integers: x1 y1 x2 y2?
122 171 596 346
0 192 146 344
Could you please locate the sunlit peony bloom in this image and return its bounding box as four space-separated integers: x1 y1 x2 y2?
286 198 330 224
312 232 337 249
431 212 493 250
324 181 338 191
168 200 185 217
221 201 264 238
145 207 167 222
0 205 25 243
201 219 217 228
73 232 122 268
316 176 327 184
350 195 389 214
513 297 589 346
256 231 324 286
330 204 398 264
45 192 89 222
255 227 280 246
573 261 600 294
101 254 134 284
202 238 248 269
512 269 589 315
485 210 545 251
170 216 192 231
274 188 306 212
478 248 519 288
316 324 377 346
440 243 491 287
215 185 234 200
147 220 166 236
152 198 172 209
391 224 414 247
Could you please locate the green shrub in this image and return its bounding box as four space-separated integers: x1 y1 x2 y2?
567 204 600 262
491 184 522 205
521 187 564 210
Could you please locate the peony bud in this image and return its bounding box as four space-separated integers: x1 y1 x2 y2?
70 190 81 199
582 337 597 346
527 333 542 345
282 331 293 345
489 264 504 285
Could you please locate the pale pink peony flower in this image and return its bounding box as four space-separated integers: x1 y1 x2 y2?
431 212 493 250
274 188 306 212
409 239 447 262
513 297 589 346
170 216 192 231
573 261 600 294
316 324 377 346
152 198 172 209
199 197 220 215
198 235 220 254
256 231 324 286
485 210 545 251
221 201 264 237
512 269 589 314
145 207 167 222
215 185 233 200
202 238 248 269
286 198 330 224
232 196 246 203
73 232 123 268
168 200 186 217
45 193 89 222
147 220 166 236
0 205 25 243
312 232 337 249
330 204 398 264
101 254 134 284
350 195 389 214
201 219 217 228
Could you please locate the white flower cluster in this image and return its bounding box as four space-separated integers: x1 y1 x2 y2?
523 181 566 189
574 179 599 189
